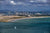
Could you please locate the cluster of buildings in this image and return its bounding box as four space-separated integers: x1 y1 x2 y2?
0 11 50 17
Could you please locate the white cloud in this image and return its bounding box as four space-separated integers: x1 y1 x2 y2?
42 0 47 2
10 1 31 6
10 1 16 5
37 0 47 2
0 0 48 6
29 0 35 3
10 1 14 3
16 2 30 6
16 2 24 5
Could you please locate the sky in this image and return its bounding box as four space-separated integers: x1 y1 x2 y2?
0 0 50 11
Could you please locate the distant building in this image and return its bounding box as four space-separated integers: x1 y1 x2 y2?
35 13 42 15
27 15 31 17
15 12 32 16
0 13 5 16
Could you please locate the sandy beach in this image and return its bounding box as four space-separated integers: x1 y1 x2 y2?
0 16 50 22
0 16 24 22
9 16 50 22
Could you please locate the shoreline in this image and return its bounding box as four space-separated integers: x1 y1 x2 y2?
9 16 50 22
0 16 50 22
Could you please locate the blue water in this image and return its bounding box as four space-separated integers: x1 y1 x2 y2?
0 17 50 33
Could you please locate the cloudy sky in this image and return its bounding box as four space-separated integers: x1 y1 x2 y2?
0 0 50 11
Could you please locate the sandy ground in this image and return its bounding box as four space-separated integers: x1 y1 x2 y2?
9 16 50 22
0 16 24 22
0 16 50 22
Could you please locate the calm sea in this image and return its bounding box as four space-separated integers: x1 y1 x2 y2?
0 17 50 33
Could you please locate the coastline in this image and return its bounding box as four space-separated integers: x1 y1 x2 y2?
9 16 50 22
0 16 50 22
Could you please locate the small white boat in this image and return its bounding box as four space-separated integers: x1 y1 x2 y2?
14 26 16 29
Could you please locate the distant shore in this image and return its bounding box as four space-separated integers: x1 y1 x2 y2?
0 16 50 22
10 16 50 22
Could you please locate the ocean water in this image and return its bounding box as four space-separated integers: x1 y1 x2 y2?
0 17 50 33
